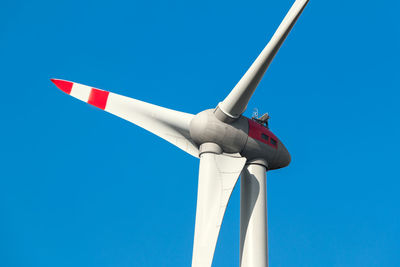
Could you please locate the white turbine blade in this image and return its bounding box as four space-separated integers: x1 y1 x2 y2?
217 0 309 119
192 153 247 267
51 79 199 157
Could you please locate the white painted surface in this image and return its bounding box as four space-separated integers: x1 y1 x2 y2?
219 0 309 118
70 83 92 102
61 80 199 158
105 92 199 157
240 164 268 267
192 152 246 267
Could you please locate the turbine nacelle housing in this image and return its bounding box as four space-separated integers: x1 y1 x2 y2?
189 109 290 170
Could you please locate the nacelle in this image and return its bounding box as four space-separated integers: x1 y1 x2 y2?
189 109 290 170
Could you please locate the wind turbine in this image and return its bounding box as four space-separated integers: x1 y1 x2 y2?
51 0 309 266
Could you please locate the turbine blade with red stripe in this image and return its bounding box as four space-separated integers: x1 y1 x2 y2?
51 79 199 157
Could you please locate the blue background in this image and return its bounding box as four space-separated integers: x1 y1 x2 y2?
1 0 399 266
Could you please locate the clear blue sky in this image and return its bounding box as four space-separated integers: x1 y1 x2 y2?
1 0 399 266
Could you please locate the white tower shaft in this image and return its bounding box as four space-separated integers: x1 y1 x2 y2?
240 163 268 267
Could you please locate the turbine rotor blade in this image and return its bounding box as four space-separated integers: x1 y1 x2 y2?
192 147 246 267
216 0 309 120
51 79 199 157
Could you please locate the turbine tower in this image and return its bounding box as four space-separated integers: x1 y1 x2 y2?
51 0 309 266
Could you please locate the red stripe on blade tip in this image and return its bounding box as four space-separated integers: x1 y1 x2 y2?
50 79 73 94
88 88 109 110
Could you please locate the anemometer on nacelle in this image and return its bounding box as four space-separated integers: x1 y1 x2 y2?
252 108 271 128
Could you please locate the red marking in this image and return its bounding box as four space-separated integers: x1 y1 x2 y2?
51 79 73 94
88 88 109 110
247 118 278 149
